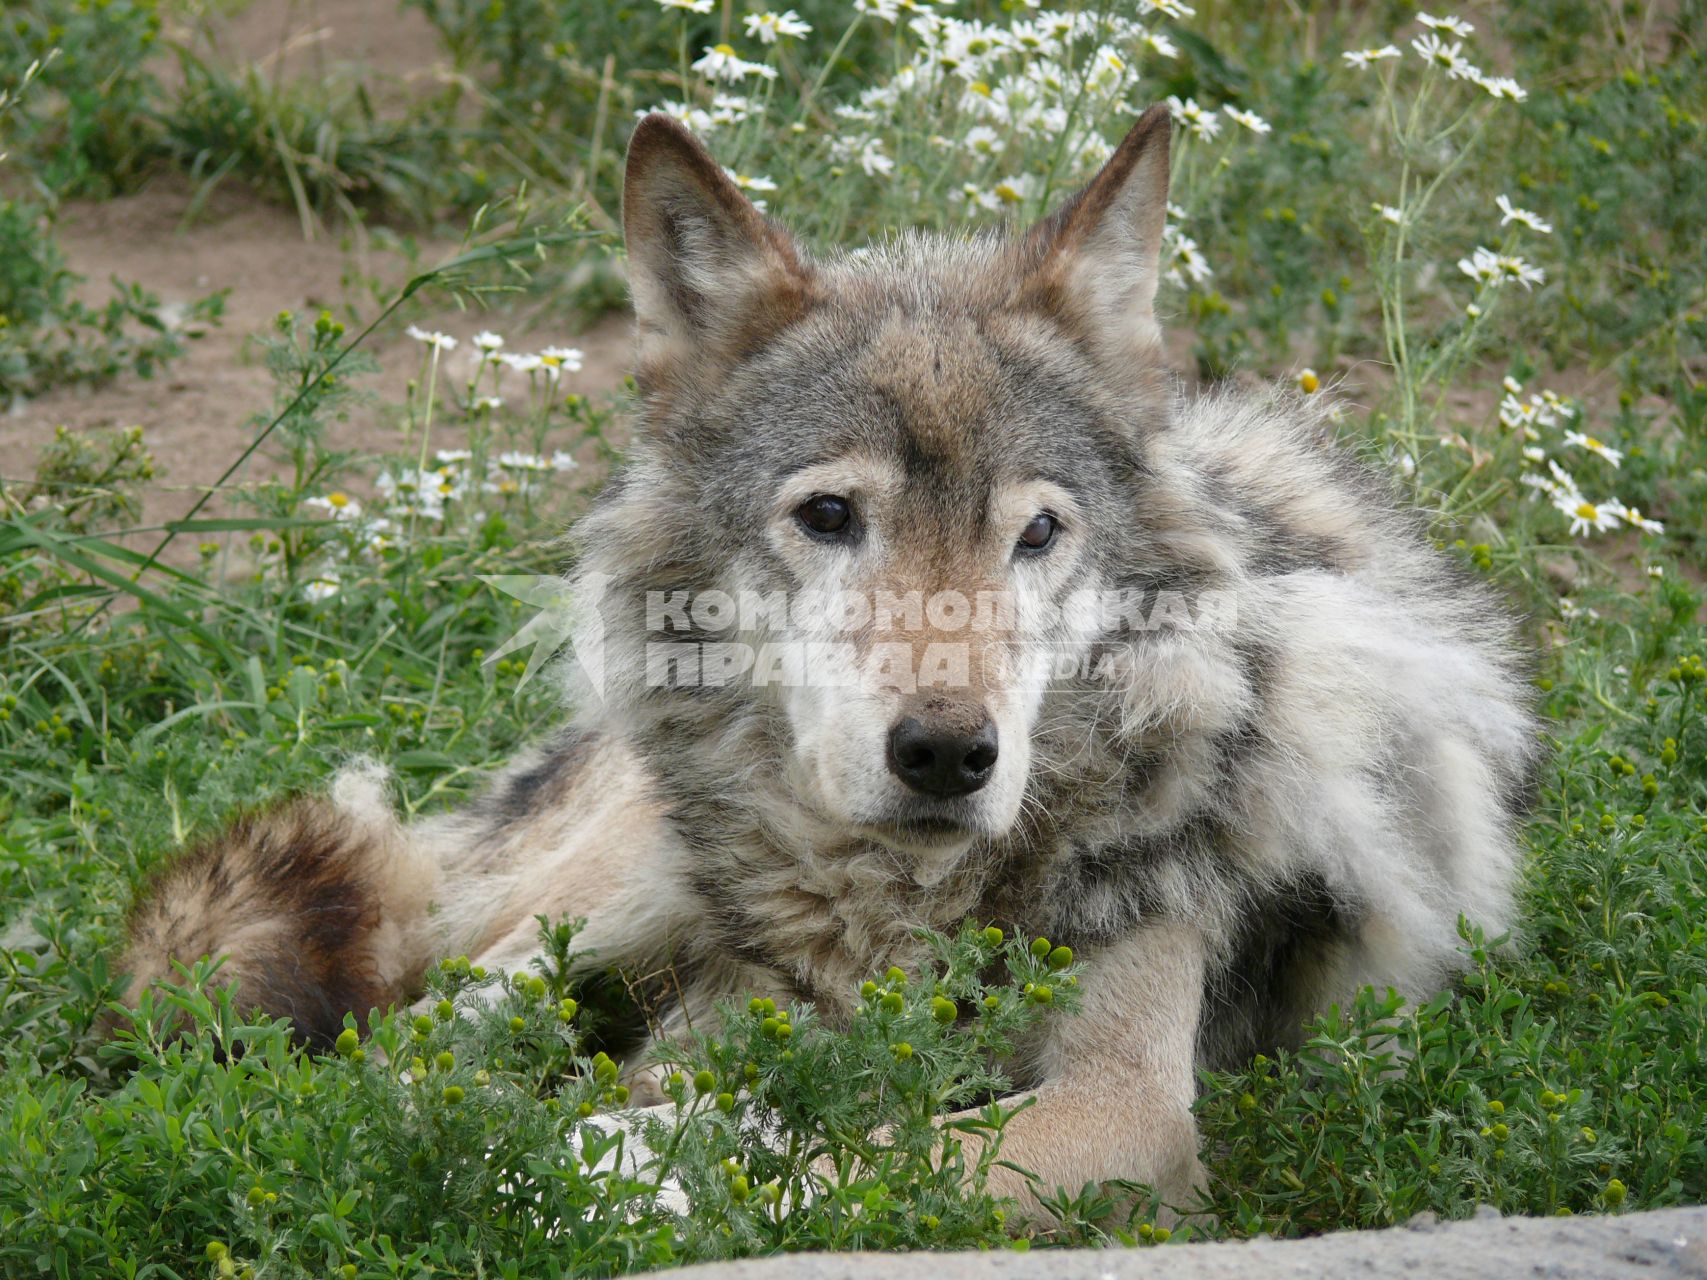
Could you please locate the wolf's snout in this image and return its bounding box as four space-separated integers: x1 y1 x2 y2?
886 710 999 798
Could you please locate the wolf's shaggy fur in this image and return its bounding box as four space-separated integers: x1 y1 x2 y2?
121 107 1541 1209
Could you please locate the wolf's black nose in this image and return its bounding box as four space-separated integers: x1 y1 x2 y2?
887 713 998 798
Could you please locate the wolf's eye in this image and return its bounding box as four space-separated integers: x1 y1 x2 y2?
1017 513 1058 554
796 494 853 538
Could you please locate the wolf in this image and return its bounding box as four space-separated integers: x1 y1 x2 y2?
120 105 1541 1213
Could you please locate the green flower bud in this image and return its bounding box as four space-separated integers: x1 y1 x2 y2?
892 1041 914 1060
880 992 905 1015
693 1069 717 1095
982 926 1004 946
716 1091 735 1112
335 1027 360 1056
730 1174 751 1201
885 966 907 986
931 996 958 1024
441 1085 464 1104
1030 936 1052 959
412 1015 433 1036
436 999 454 1021
1030 984 1054 1005
1603 1178 1627 1206
509 1016 525 1033
1047 945 1073 970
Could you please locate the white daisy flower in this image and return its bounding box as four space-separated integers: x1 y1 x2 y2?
472 331 504 352
1342 45 1402 68
498 451 551 472
1417 12 1474 37
643 100 716 133
1458 246 1500 285
1375 204 1404 226
550 451 580 472
435 449 474 464
1522 446 1546 463
1411 33 1469 75
743 8 811 42
1502 375 1524 394
1622 507 1665 535
659 0 714 9
1480 75 1527 102
1499 394 1539 430
692 44 777 83
963 124 1001 156
724 170 779 199
1554 493 1620 536
540 345 585 373
405 325 457 352
304 575 343 603
855 137 894 178
1459 246 1545 290
1222 104 1272 135
1143 31 1180 58
1647 564 1665 577
1165 229 1213 285
498 352 544 374
472 396 504 412
1165 95 1222 140
1496 194 1552 234
1493 252 1546 290
990 173 1037 205
1563 430 1624 467
303 492 364 520
853 0 901 21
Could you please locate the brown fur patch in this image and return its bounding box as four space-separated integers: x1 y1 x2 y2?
119 798 417 1047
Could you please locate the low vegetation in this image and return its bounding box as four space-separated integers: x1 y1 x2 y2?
0 0 1702 1274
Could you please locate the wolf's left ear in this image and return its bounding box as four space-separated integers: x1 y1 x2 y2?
623 114 814 397
1019 104 1172 361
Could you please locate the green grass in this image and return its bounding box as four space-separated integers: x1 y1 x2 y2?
1 0 1705 1274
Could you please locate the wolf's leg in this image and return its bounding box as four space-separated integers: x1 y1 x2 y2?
952 922 1207 1220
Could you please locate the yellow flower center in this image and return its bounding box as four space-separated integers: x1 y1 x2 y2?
1584 436 1603 449
713 43 736 56
328 492 349 508
970 81 992 97
1575 502 1597 520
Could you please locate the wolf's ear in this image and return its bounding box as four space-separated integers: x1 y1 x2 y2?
1019 104 1172 362
623 115 814 395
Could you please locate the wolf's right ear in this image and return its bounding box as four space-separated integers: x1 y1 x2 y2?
1017 104 1172 372
623 115 814 396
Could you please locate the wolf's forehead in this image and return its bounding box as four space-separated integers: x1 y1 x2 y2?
852 308 1008 458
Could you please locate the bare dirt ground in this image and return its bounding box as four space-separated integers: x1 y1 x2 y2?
6 0 635 560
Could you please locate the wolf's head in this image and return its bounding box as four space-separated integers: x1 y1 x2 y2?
576 108 1195 872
